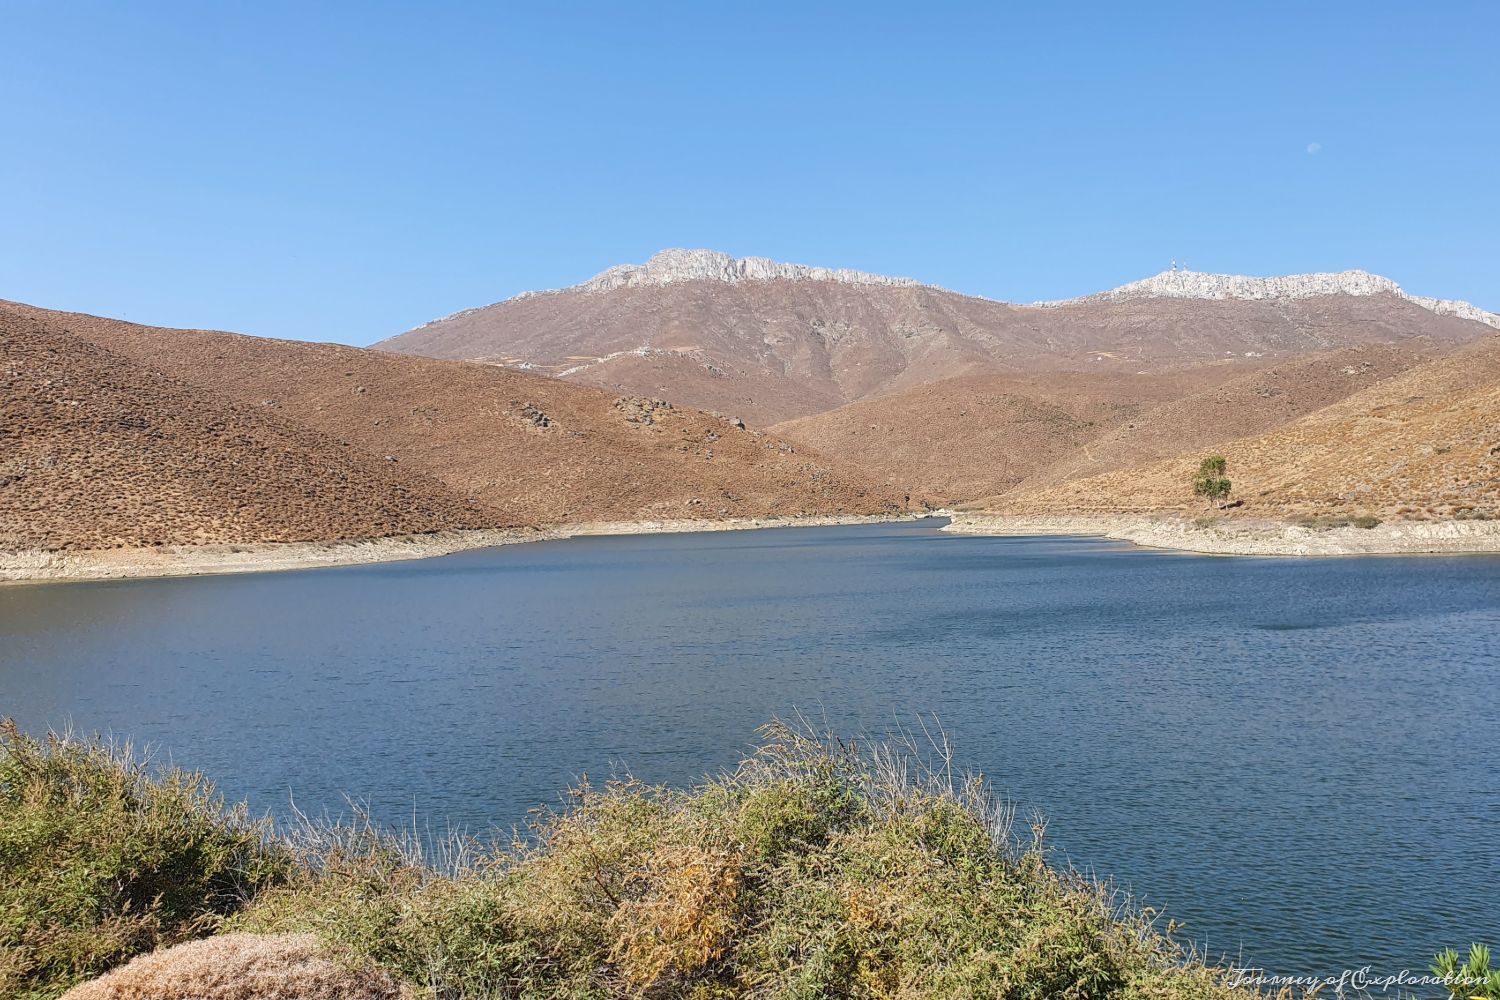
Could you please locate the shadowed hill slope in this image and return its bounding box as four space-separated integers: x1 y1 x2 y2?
1 310 493 550
4 301 907 542
988 336 1500 520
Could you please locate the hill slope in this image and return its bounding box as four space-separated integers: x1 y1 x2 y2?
769 364 1252 503
4 301 907 550
379 250 1497 424
1009 343 1436 493
1 310 492 550
988 337 1500 521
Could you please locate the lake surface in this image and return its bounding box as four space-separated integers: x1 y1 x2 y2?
3 520 1498 979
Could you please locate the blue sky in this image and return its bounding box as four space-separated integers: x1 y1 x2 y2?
3 1 1496 346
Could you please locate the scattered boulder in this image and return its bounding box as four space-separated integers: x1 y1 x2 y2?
615 396 673 427
516 402 551 428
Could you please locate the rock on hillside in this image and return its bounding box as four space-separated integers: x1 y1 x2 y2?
379 251 1497 424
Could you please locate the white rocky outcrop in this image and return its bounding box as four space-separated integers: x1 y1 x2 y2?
410 250 928 330
412 255 1497 333
576 249 924 292
1035 269 1500 328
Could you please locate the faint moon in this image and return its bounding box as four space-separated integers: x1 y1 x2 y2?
1306 142 1323 155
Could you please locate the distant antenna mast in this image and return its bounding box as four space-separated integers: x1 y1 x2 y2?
1171 258 1178 272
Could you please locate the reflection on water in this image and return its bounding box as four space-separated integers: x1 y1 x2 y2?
2 521 1497 978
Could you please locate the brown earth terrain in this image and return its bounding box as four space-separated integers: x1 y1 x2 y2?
381 277 1492 425
771 345 1435 504
983 335 1500 522
2 300 908 554
768 364 1252 502
1 310 492 550
1008 343 1437 492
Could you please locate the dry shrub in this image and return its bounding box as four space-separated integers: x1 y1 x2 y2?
57 933 406 1000
609 841 743 989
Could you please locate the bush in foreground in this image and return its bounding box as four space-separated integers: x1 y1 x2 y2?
0 720 290 1000
238 723 1247 999
6 718 1308 999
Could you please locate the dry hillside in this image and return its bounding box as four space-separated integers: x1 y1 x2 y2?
769 365 1254 503
381 253 1494 424
771 345 1434 505
1010 344 1436 492
3 301 908 551
1 310 493 550
988 337 1500 521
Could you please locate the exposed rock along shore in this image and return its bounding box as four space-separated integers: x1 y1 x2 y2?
0 514 931 585
11 509 1497 585
942 511 1500 556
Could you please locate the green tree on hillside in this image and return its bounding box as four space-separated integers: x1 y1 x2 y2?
1193 456 1232 510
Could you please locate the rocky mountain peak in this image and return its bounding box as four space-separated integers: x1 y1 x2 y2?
1036 268 1500 328
575 249 927 293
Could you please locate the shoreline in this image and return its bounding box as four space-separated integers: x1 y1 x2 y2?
0 513 931 586
942 511 1500 556
10 508 1497 584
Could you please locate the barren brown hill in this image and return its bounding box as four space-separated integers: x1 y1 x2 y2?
1009 343 1437 493
768 364 1256 503
378 251 1496 424
4 301 907 537
987 336 1500 522
1 310 493 550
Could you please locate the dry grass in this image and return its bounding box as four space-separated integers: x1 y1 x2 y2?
57 933 406 1000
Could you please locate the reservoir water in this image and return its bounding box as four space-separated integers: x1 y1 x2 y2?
3 519 1497 979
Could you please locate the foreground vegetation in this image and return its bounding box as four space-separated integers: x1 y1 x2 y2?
2 717 1489 999
0 720 290 1000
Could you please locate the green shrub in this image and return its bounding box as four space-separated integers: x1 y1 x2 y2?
0 720 291 1000
1351 515 1382 529
1433 943 1500 999
239 723 1250 999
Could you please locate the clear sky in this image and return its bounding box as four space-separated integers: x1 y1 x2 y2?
4 1 1497 346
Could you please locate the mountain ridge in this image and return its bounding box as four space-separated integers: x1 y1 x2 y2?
380 253 1497 425
406 250 1498 333
1034 268 1499 327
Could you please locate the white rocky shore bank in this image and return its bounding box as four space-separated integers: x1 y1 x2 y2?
943 511 1500 556
0 514 928 585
